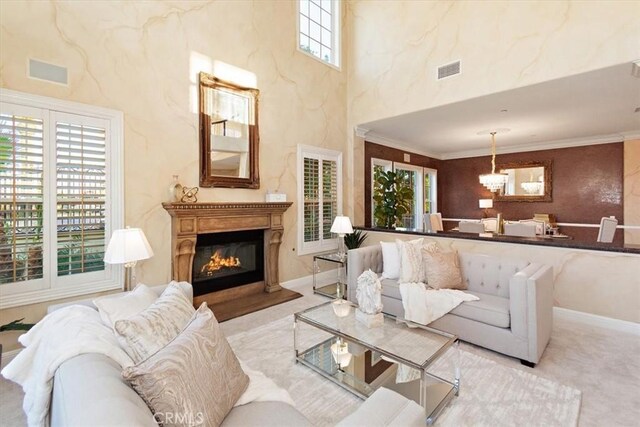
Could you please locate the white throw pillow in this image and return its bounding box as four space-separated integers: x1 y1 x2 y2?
93 284 158 328
380 241 401 279
114 283 196 363
397 238 424 283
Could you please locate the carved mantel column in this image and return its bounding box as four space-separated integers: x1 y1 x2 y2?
162 202 293 293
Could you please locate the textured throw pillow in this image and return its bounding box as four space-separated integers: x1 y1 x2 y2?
423 250 466 290
397 238 424 283
123 303 249 427
114 283 195 363
93 284 158 328
421 241 441 282
380 241 401 279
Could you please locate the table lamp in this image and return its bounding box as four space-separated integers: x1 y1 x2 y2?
479 199 493 217
331 215 354 260
104 227 154 291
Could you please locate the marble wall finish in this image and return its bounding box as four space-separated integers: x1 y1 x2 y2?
366 231 640 324
624 140 640 244
0 1 347 350
345 0 640 225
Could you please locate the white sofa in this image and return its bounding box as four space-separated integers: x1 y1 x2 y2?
46 284 312 427
347 245 554 366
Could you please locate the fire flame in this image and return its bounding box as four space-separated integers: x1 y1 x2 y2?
201 250 241 275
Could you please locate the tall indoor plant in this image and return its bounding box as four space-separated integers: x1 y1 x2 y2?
372 170 414 229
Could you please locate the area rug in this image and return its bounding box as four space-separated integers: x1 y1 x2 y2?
227 315 581 426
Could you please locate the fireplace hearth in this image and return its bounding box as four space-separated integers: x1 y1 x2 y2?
192 229 264 296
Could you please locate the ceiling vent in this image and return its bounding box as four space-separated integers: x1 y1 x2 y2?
437 60 461 80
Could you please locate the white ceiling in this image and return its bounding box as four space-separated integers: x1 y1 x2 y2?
358 62 640 159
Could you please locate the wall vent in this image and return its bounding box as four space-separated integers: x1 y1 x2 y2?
28 59 68 85
437 60 461 80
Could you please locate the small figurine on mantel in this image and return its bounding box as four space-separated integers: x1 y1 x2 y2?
355 270 384 328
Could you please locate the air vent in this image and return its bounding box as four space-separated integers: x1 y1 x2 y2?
437 60 461 80
28 59 68 85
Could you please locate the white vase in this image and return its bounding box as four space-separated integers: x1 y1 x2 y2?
168 175 183 202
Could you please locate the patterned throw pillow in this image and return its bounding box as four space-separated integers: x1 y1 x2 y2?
123 303 249 427
397 238 424 283
421 241 441 282
423 250 466 290
114 283 195 363
93 284 158 328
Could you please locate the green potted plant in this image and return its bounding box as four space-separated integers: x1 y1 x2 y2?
344 229 368 250
0 318 34 366
372 170 414 229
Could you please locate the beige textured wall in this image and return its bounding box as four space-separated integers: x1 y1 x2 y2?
0 0 346 352
624 139 640 244
345 0 640 224
366 231 640 323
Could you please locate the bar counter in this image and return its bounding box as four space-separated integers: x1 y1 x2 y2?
355 227 640 255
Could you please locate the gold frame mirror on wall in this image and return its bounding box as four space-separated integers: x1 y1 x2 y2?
494 160 552 202
199 72 260 188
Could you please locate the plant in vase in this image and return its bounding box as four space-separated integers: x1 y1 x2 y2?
372 170 414 229
0 318 34 366
343 229 367 250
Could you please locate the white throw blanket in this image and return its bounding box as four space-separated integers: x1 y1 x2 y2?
1 305 134 427
398 282 480 326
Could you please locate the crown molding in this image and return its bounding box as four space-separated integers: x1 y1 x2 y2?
440 133 632 160
354 127 443 159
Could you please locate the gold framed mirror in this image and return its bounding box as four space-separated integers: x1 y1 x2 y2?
494 160 552 202
199 72 260 188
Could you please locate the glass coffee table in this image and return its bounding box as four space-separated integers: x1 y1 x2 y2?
294 301 459 425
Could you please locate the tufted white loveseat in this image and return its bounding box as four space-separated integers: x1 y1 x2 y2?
347 245 554 366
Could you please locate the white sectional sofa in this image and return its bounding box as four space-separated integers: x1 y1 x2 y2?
47 284 312 427
347 245 554 366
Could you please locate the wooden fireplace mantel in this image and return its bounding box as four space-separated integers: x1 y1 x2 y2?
162 202 293 293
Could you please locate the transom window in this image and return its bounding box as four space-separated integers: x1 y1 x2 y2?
298 0 341 68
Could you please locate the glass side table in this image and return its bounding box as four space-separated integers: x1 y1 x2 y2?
313 252 347 299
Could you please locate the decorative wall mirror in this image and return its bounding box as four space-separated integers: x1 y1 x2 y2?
495 160 552 202
199 72 260 188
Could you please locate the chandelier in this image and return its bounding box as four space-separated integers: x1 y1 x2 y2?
521 178 543 195
479 132 508 192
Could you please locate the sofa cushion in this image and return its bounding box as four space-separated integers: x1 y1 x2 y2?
380 277 401 300
459 253 528 298
222 401 311 426
450 291 510 328
123 303 249 427
51 353 157 427
114 283 195 363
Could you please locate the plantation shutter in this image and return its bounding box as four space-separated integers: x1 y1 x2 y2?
303 157 319 243
55 117 107 276
321 159 337 240
0 111 45 285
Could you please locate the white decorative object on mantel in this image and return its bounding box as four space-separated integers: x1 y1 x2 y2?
356 270 384 328
265 190 287 203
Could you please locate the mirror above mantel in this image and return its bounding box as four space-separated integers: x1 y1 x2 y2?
199 72 260 189
495 161 552 202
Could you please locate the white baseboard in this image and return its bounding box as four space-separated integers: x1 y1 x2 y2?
553 307 640 336
281 269 338 291
1 348 21 370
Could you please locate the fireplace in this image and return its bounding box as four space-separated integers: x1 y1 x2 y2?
192 229 264 296
163 202 301 321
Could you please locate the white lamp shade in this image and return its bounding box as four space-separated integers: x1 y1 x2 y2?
104 228 154 264
330 216 353 234
479 199 493 209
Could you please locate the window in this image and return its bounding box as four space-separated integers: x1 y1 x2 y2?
0 89 123 309
298 0 341 68
297 145 342 255
371 158 437 229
